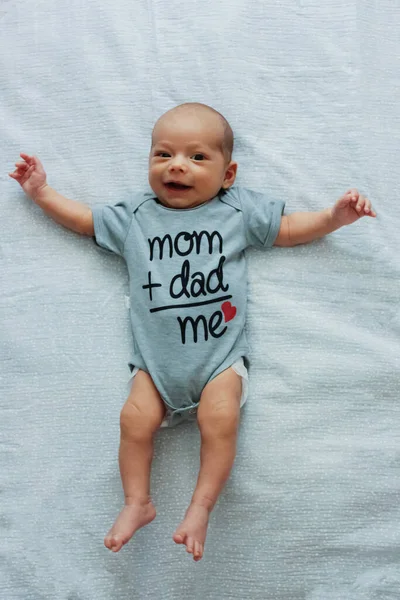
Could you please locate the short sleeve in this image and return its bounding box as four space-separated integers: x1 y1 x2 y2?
228 187 285 249
92 200 134 256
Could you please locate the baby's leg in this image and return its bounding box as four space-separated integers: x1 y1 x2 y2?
104 370 166 552
173 367 242 561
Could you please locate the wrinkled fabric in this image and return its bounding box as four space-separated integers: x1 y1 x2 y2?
1 0 399 598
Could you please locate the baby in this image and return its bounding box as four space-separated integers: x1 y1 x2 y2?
10 102 376 561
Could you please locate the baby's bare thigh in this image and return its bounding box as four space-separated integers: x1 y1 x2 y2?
122 369 166 431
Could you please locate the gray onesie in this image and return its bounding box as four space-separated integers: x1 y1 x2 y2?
92 186 285 425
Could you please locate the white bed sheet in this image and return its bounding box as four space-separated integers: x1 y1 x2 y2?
1 1 399 598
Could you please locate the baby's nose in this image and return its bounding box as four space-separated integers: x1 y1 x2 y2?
168 158 188 172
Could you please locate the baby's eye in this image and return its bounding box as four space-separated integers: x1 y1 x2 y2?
191 153 205 161
156 152 170 158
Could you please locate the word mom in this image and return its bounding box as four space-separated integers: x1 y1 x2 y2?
148 229 223 260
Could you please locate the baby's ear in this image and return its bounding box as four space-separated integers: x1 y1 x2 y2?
223 161 238 188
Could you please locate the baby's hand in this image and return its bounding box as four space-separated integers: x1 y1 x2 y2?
331 188 377 228
9 153 48 201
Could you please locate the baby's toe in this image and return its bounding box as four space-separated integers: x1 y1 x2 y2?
104 535 113 549
193 541 203 561
173 532 185 544
110 536 123 552
185 537 194 554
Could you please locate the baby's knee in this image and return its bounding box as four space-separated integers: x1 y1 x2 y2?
198 398 240 439
120 401 162 440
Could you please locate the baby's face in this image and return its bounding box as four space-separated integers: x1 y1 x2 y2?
148 112 236 209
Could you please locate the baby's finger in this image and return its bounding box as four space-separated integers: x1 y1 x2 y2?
20 152 33 163
8 167 21 178
9 164 33 180
15 161 29 169
20 153 41 169
346 188 359 201
363 198 377 217
26 155 45 173
27 155 41 167
355 196 366 212
13 168 28 179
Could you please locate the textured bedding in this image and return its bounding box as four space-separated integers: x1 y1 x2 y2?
1 1 399 598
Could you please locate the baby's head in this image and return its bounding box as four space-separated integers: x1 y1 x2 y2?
149 103 237 209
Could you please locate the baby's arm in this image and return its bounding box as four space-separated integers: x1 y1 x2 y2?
274 189 376 247
9 153 94 236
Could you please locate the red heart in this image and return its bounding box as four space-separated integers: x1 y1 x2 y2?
221 301 236 322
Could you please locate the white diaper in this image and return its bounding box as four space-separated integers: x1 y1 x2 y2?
127 357 249 428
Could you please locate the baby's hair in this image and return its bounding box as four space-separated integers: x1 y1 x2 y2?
153 102 234 162
176 103 234 162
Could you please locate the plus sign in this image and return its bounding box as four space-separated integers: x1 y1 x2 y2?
142 271 162 301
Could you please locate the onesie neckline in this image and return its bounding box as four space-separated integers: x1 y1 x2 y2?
153 195 217 213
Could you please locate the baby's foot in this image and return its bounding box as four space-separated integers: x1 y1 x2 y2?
173 503 210 561
104 499 156 552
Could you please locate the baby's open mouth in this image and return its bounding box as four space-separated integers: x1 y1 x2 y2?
165 182 192 190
